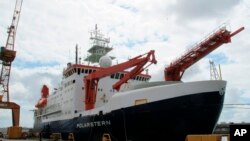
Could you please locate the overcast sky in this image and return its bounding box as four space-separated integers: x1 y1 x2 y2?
0 0 249 128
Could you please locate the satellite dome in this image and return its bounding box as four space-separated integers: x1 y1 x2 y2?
99 55 112 67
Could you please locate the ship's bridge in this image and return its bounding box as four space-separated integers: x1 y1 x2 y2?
63 64 151 82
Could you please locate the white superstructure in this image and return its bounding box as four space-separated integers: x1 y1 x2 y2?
34 63 151 122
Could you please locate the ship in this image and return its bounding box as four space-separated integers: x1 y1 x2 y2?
33 24 243 141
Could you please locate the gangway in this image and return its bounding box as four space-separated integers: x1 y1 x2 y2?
164 26 244 81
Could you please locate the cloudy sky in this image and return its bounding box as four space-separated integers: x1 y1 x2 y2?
0 0 249 128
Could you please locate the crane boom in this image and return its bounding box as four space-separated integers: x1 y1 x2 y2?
0 0 23 102
164 26 244 81
84 50 157 110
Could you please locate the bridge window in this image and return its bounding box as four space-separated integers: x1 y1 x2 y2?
120 73 124 79
137 76 140 80
137 76 140 81
77 68 81 75
85 69 88 74
89 69 92 74
141 77 144 81
115 73 119 79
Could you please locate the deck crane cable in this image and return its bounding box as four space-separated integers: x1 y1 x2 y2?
100 113 119 141
121 109 128 141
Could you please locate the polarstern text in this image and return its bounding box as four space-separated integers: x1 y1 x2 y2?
76 120 111 128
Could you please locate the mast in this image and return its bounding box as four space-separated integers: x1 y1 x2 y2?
75 44 78 64
84 24 115 64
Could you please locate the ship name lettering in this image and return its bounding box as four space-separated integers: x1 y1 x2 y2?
102 121 105 125
76 120 111 128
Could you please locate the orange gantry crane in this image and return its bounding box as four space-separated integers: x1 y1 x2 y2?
164 26 244 81
0 0 25 139
84 50 157 110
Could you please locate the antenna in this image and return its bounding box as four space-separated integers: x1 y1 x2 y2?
75 44 78 64
85 24 115 64
79 57 82 64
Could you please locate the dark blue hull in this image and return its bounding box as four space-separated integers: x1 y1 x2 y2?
34 91 224 141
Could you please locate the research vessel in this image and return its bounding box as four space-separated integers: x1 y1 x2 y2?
33 25 244 141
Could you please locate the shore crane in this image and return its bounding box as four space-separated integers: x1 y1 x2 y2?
209 60 222 80
84 50 157 110
0 0 25 139
164 26 244 81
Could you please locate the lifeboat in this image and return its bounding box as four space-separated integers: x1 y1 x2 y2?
35 85 49 108
35 98 47 108
41 85 49 98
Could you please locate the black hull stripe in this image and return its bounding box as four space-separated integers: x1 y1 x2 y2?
34 91 224 141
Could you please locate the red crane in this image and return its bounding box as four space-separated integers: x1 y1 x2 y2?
0 0 23 102
0 0 25 139
84 50 157 110
164 26 244 81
